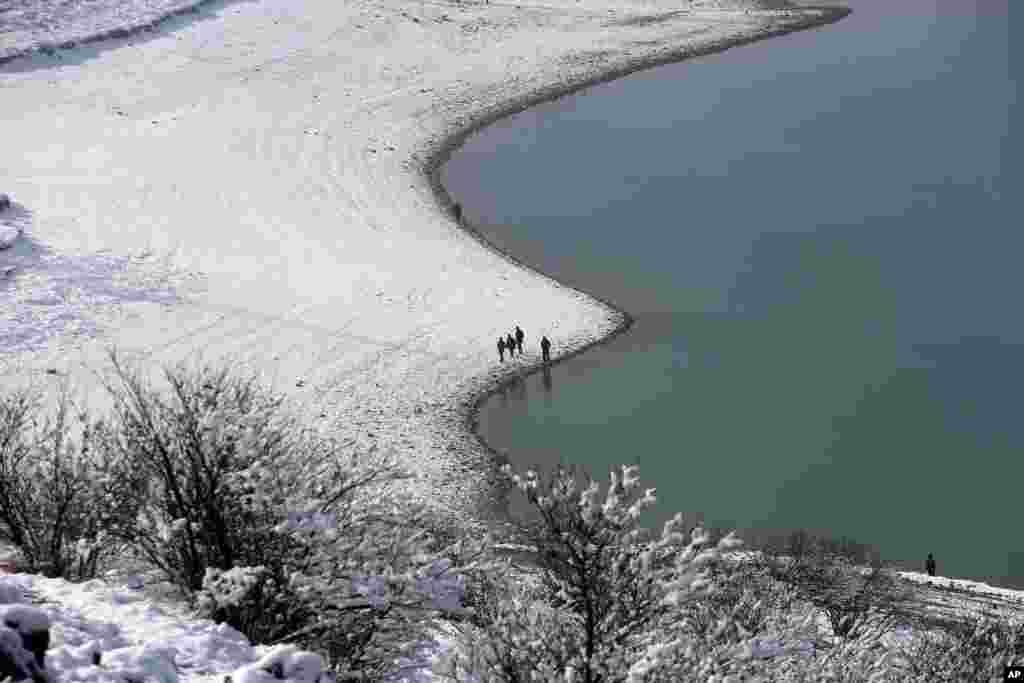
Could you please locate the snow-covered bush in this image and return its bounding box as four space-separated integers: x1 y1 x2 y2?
757 533 913 643
97 355 491 678
260 494 490 679
890 616 1024 681
673 554 791 646
438 464 743 682
95 354 324 596
196 561 324 658
0 386 139 580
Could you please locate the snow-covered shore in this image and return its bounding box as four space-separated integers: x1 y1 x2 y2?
1 0 847 535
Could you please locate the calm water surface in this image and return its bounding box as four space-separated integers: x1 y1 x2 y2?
442 0 1020 586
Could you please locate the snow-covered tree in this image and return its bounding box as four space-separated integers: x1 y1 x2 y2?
438 464 742 682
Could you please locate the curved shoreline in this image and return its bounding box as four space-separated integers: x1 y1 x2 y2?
423 3 852 537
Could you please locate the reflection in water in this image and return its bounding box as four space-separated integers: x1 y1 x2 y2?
514 371 527 402
542 365 553 393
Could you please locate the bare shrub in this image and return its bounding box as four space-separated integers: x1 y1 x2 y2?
94 353 326 596
825 564 903 641
754 528 911 643
892 616 1023 681
0 385 138 579
677 556 785 645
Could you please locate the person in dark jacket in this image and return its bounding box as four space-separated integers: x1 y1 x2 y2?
540 335 551 363
453 202 462 224
515 326 524 354
497 337 506 362
926 553 936 577
506 333 517 358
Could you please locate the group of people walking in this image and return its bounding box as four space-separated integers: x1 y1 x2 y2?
497 325 551 364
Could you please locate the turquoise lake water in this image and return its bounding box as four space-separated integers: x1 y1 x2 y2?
442 0 1021 587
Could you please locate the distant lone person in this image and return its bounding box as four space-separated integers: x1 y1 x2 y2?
506 333 517 358
497 337 506 362
453 202 462 224
926 553 936 577
540 335 551 363
515 326 524 354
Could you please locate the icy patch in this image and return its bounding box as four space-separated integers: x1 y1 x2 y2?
1 239 198 353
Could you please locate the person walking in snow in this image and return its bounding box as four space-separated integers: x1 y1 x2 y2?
540 335 551 363
926 553 936 577
497 337 506 362
515 326 524 354
506 333 517 358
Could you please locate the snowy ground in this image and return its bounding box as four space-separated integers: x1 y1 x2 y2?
1 571 339 682
0 0 846 534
